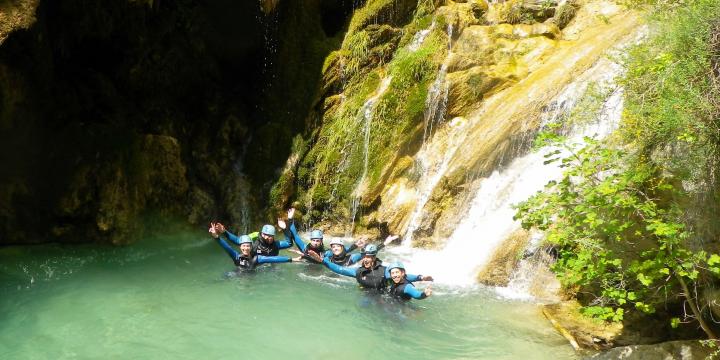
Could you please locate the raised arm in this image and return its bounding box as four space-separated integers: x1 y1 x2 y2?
223 230 242 246
322 258 357 277
289 220 307 252
215 237 240 262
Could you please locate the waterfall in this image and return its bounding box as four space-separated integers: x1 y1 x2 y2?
401 23 456 246
409 21 436 52
388 51 626 287
349 76 393 234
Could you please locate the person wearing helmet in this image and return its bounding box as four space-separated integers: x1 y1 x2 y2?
212 219 294 257
324 238 362 266
209 222 295 270
322 244 432 292
385 262 432 301
324 234 400 266
283 208 326 264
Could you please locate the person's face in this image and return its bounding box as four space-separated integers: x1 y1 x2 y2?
361 255 375 268
390 268 405 284
240 243 252 256
330 244 344 255
310 238 322 249
261 233 274 244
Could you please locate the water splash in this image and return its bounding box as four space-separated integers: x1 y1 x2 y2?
349 76 394 234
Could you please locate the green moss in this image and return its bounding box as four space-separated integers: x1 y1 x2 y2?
347 0 418 36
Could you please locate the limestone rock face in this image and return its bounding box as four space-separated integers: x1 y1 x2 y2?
476 229 529 286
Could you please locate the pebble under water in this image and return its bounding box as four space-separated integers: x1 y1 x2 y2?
0 231 577 359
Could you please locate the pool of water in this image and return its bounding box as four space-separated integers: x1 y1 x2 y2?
0 231 577 359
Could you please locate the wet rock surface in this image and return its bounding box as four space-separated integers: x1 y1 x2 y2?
585 341 716 360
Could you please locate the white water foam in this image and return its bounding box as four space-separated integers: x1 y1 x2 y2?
386 55 625 289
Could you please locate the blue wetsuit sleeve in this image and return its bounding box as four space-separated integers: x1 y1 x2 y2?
224 230 241 245
215 238 239 261
322 258 356 277
290 221 307 252
323 250 332 259
406 273 422 282
348 253 362 265
277 228 294 249
403 283 428 299
257 255 292 264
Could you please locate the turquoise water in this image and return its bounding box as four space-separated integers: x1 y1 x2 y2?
0 231 577 359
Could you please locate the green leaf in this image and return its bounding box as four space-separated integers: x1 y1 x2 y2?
637 273 653 286
708 254 720 266
670 317 680 328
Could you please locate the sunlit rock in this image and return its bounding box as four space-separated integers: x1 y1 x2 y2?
476 229 530 286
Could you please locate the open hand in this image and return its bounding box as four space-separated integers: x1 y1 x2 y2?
420 275 434 282
424 285 433 297
287 207 296 220
384 235 400 246
278 218 287 230
289 249 304 256
208 222 219 238
305 249 323 263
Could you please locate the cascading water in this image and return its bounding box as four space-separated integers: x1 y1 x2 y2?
402 23 456 246
389 46 627 288
409 21 436 52
349 76 393 234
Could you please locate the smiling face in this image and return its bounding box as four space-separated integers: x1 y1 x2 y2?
390 268 405 284
361 255 375 269
240 243 252 256
330 244 344 255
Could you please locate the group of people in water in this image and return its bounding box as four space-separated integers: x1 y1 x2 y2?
208 208 433 302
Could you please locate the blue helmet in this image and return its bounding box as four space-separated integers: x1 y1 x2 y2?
363 244 379 256
310 229 324 240
385 262 405 278
261 224 276 236
238 235 253 245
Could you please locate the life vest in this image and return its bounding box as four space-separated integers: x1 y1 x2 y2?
355 261 387 290
388 277 414 301
234 254 258 270
253 239 279 256
329 252 352 266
